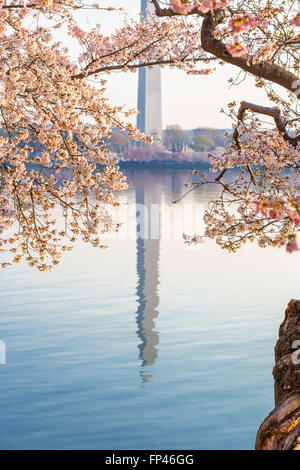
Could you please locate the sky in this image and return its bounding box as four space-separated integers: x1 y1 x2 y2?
79 1 285 130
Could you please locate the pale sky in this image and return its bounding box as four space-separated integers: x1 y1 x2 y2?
79 1 283 129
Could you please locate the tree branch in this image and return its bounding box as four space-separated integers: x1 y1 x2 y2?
236 100 300 147
200 11 299 95
152 5 300 95
72 56 214 80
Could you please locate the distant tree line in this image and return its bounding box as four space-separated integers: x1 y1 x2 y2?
106 125 229 155
163 125 228 152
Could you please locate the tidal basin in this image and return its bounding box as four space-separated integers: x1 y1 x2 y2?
0 168 299 450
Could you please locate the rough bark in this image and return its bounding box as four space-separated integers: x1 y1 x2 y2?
256 300 300 450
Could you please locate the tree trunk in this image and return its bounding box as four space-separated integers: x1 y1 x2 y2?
256 300 300 450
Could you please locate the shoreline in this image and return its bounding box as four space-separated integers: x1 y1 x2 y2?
118 161 212 170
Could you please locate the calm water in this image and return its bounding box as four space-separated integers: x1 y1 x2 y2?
0 168 300 450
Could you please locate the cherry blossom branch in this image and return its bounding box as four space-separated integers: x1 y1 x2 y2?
2 3 35 8
200 11 299 94
73 56 215 80
152 5 300 95
236 100 300 147
271 39 300 63
152 0 205 17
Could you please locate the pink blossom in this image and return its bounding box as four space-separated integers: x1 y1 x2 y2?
290 13 300 27
286 238 299 253
260 19 270 30
226 39 248 57
170 0 193 15
197 0 231 14
230 14 259 35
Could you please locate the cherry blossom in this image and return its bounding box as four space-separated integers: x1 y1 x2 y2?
197 0 232 14
0 0 217 270
149 1 300 254
2 0 300 269
229 14 259 36
226 39 248 57
290 13 300 27
286 238 299 253
170 0 193 14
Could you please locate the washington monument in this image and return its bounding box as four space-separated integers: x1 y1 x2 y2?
137 0 162 139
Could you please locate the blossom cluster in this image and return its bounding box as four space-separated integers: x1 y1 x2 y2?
170 0 231 15
2 0 300 268
183 115 300 253
168 0 300 60
1 0 224 270
0 1 149 270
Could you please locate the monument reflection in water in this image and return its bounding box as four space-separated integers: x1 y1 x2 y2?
129 169 203 383
135 171 161 382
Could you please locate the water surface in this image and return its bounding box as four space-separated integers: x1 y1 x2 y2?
0 168 299 450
